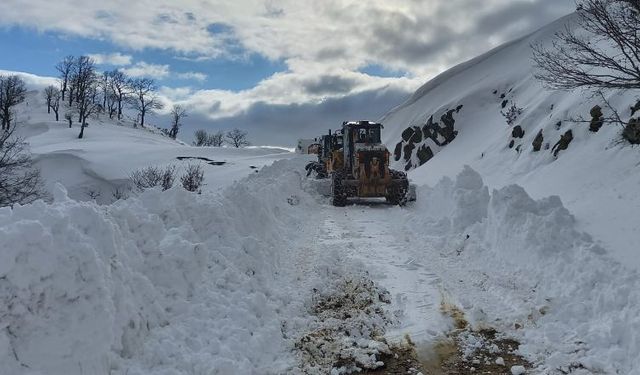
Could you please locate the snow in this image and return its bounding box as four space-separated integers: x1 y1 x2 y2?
380 13 640 271
404 167 640 373
0 158 319 374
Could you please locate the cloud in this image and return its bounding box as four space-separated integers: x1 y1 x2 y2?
87 52 132 66
118 62 206 82
176 71 207 82
152 84 414 146
0 1 574 78
0 70 57 89
158 69 423 121
0 1 575 144
120 62 170 79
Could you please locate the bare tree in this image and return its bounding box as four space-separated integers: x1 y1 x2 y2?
208 131 224 146
65 112 73 128
0 123 44 207
77 85 101 139
50 87 61 121
180 164 205 192
193 129 209 146
533 0 640 91
129 78 163 127
193 129 225 146
0 75 27 131
43 85 58 114
108 70 130 120
169 104 187 139
55 55 75 101
71 56 99 138
105 90 118 119
225 128 250 148
99 71 111 112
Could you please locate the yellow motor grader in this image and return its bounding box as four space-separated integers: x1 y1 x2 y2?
326 121 411 206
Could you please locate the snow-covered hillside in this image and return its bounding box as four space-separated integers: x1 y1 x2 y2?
381 13 640 270
10 88 293 203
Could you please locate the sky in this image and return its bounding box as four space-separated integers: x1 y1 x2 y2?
0 0 575 145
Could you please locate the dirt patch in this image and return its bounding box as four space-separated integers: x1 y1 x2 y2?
430 329 530 374
418 303 532 375
365 336 423 375
296 275 397 374
296 281 530 374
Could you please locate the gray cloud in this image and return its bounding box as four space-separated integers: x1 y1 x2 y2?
153 85 413 147
302 75 359 95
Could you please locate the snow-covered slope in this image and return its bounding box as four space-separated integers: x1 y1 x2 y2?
10 89 293 203
381 13 640 269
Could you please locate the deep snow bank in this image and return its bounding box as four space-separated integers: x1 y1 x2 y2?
0 158 313 375
408 167 640 374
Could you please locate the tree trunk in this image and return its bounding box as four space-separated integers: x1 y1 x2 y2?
140 110 146 128
117 94 123 120
78 123 85 139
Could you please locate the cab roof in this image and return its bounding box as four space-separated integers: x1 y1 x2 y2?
342 120 384 129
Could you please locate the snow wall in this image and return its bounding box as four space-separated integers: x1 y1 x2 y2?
408 166 640 374
0 159 312 375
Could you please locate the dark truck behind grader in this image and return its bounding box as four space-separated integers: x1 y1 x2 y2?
306 121 413 207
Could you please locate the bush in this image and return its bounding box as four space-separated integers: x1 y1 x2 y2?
130 165 176 192
180 164 205 192
501 103 523 126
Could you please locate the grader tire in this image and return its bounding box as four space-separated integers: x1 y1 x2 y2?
331 171 348 207
386 170 409 206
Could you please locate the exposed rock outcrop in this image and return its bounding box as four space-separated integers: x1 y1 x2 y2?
532 130 544 152
512 125 525 138
394 142 403 161
589 105 604 133
416 144 434 166
552 130 573 157
623 118 640 144
395 105 463 171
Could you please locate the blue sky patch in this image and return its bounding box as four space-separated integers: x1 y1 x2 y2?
0 25 287 92
359 64 406 78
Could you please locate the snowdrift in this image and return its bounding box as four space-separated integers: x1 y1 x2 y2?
380 13 640 270
407 167 640 374
0 158 313 375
